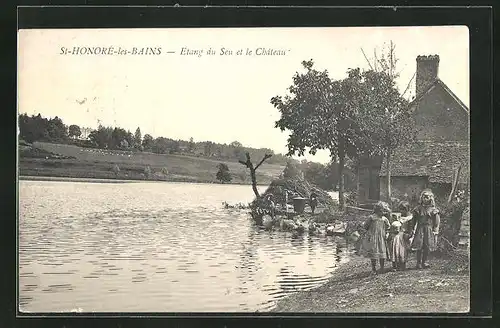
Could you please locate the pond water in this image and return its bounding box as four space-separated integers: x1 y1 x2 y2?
19 180 353 313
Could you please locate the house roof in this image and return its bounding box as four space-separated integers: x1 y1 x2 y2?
379 141 470 184
409 78 470 114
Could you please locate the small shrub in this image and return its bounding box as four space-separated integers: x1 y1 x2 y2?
112 164 120 176
216 163 232 183
161 167 169 175
144 166 151 178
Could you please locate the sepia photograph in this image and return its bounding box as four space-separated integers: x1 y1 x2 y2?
17 26 470 313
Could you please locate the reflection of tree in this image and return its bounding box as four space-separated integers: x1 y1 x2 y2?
289 232 304 247
236 227 260 290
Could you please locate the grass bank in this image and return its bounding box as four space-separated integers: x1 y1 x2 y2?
272 249 469 313
19 142 285 185
19 176 141 184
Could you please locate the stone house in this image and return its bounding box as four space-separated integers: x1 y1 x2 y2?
357 55 470 205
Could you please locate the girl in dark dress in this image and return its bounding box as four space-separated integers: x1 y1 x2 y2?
408 189 440 269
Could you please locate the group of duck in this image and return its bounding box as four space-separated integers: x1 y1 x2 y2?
261 214 347 236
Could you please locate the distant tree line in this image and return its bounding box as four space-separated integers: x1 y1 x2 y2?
18 113 292 166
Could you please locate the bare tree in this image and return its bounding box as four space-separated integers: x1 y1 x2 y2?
239 152 272 198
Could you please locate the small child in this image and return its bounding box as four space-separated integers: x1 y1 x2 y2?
388 201 413 271
309 192 318 214
408 189 440 269
264 194 276 219
359 201 391 274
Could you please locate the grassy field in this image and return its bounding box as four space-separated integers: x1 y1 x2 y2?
19 142 285 185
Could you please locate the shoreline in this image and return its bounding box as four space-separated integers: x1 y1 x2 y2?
18 175 270 187
271 250 469 313
19 176 140 184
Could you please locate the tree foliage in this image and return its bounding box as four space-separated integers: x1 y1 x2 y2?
188 137 195 152
272 57 413 206
271 60 363 208
356 70 414 155
134 127 142 147
142 134 154 150
358 42 418 200
68 125 82 139
19 114 69 143
18 113 293 166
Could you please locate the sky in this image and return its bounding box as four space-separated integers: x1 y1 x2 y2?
18 26 469 164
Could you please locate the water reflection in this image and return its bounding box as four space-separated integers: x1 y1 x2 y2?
19 181 353 312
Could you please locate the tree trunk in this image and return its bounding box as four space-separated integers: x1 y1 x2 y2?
238 152 272 200
250 168 259 199
447 165 462 203
356 157 361 205
386 150 392 202
338 145 346 210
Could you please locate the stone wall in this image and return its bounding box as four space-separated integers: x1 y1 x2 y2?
412 84 469 142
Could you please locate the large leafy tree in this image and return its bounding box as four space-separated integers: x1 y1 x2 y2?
89 125 113 148
358 42 417 201
203 141 215 157
152 137 169 154
356 70 414 201
68 124 82 139
47 116 68 142
142 134 154 151
19 113 48 143
271 60 363 209
110 127 129 149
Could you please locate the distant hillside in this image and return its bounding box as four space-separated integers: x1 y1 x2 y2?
19 142 285 185
18 113 294 166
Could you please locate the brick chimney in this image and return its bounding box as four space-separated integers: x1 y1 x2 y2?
416 55 440 96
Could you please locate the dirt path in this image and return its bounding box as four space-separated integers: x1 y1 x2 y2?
272 251 469 313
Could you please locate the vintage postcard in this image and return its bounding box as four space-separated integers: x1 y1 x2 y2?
17 26 470 313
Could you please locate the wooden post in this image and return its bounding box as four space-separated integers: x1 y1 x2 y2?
356 158 361 204
447 165 462 203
